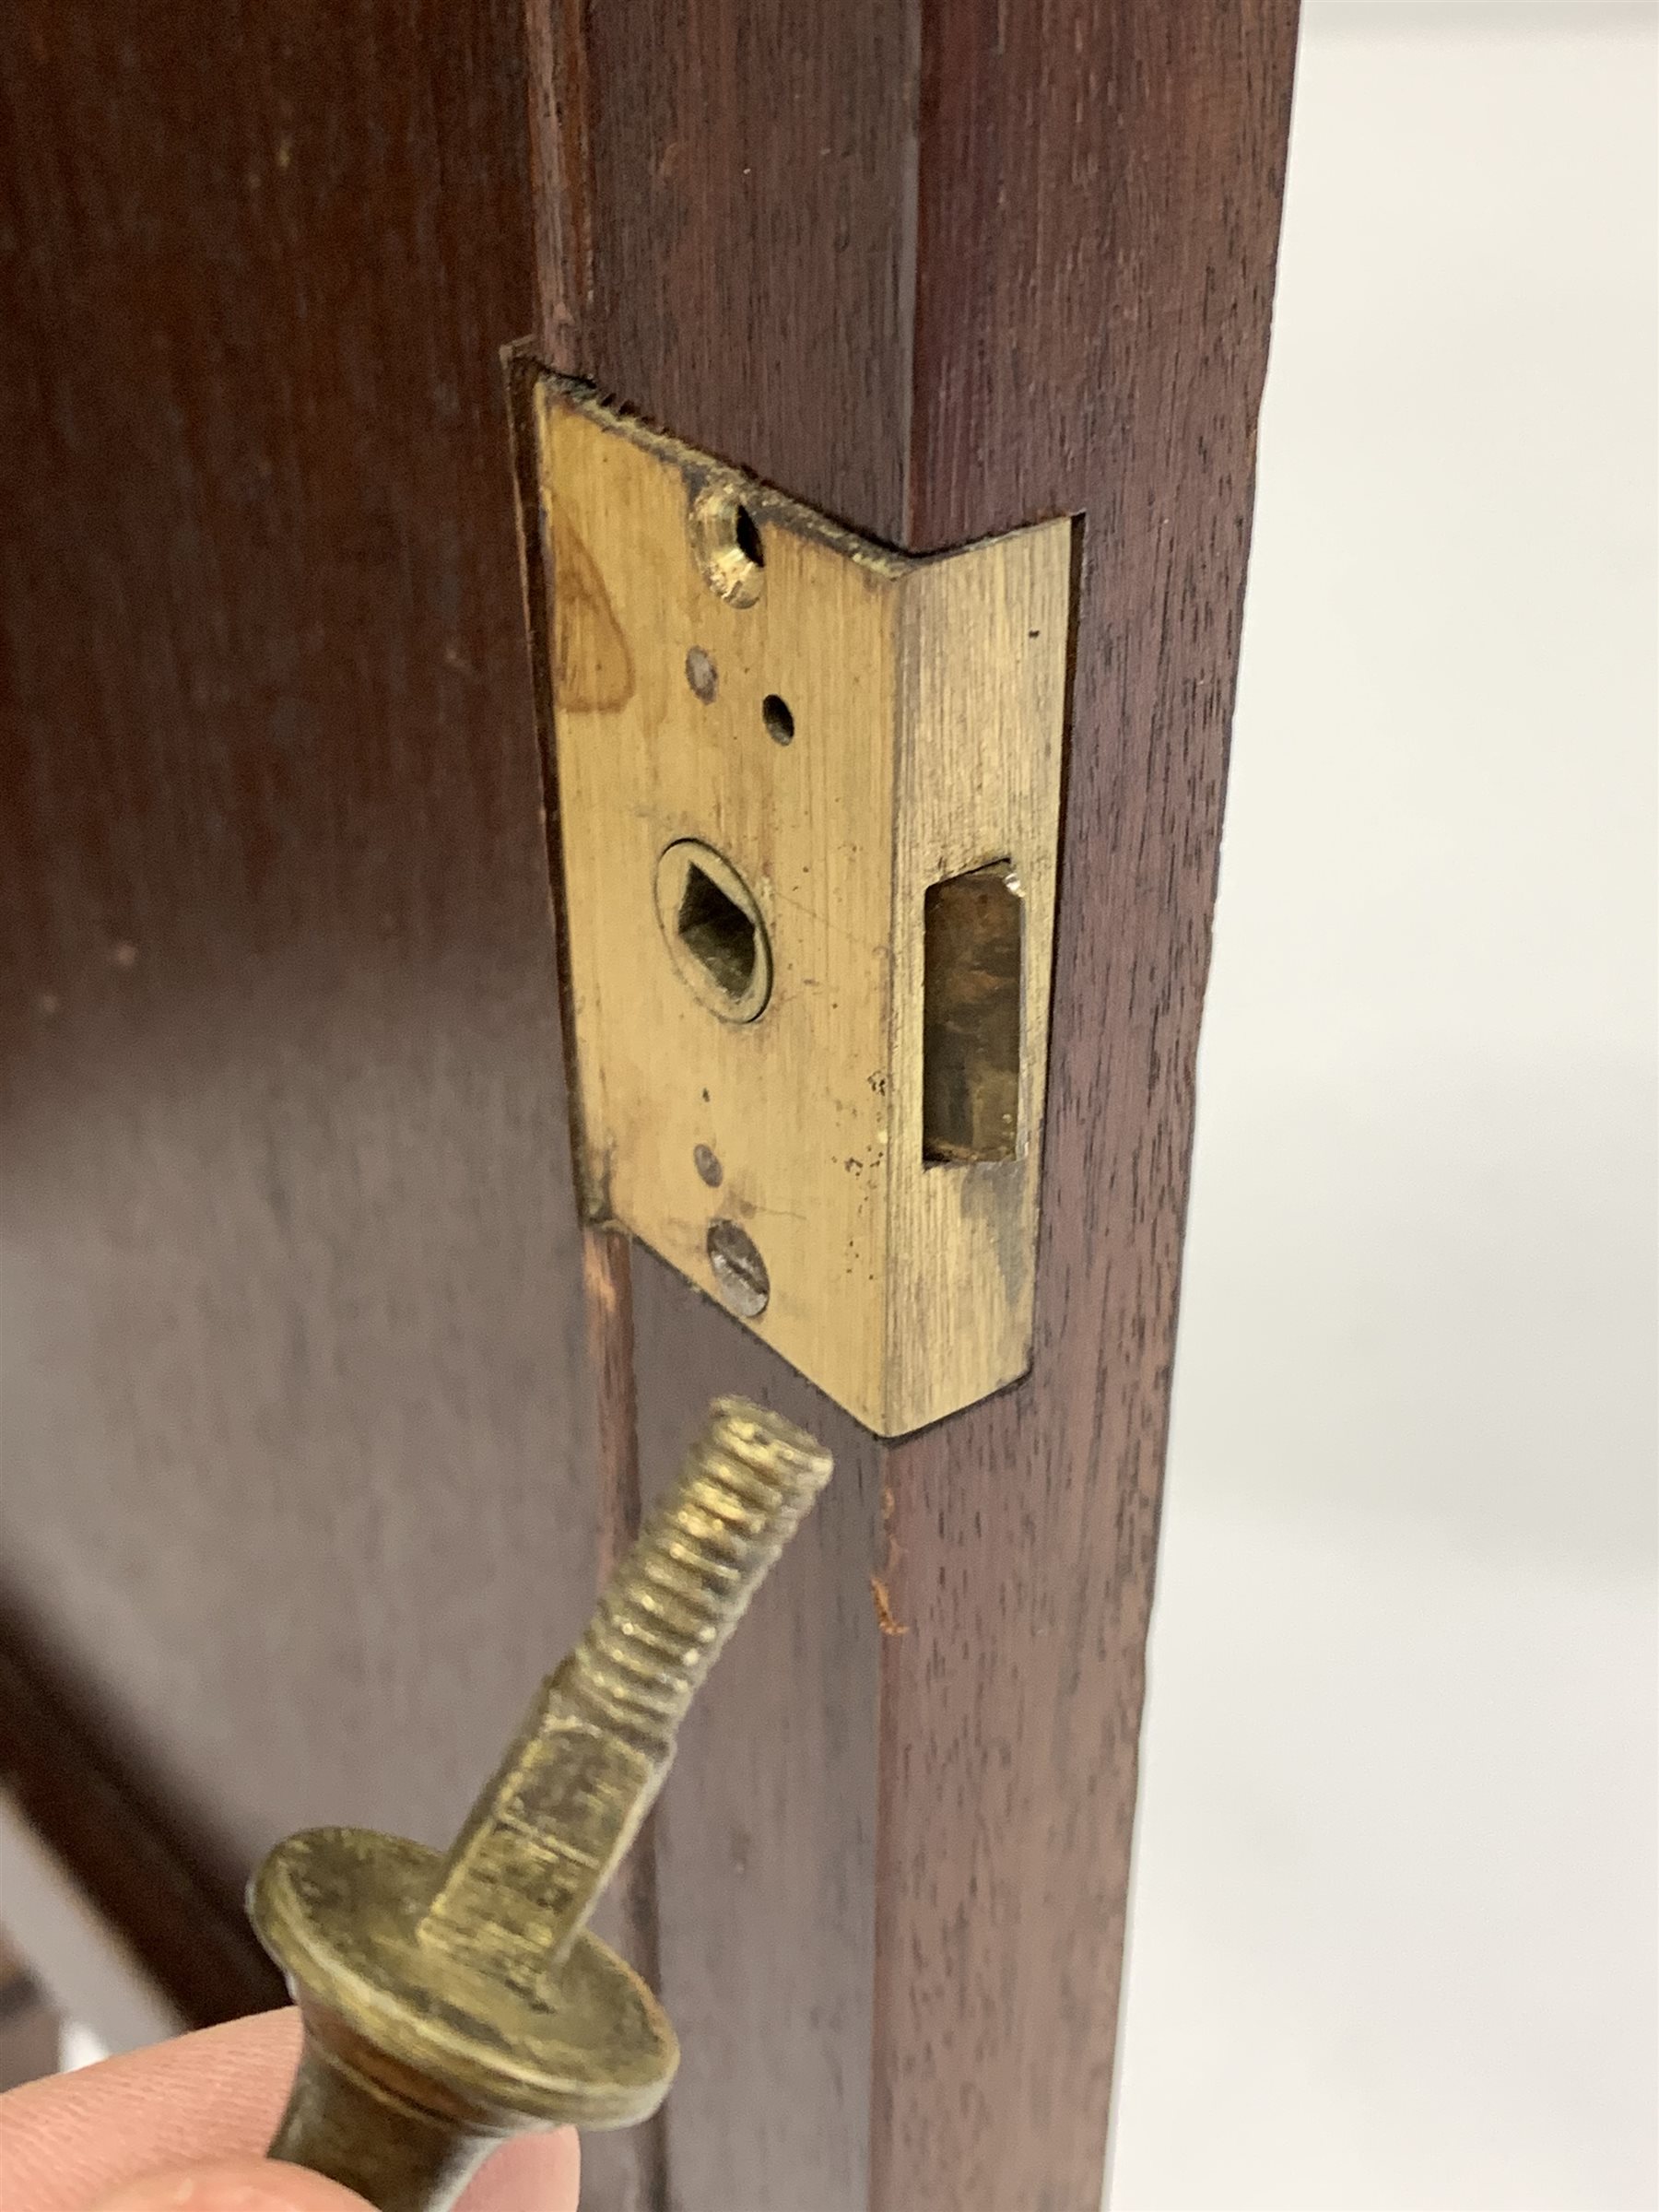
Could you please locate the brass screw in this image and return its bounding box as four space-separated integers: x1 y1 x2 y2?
250 1397 831 2212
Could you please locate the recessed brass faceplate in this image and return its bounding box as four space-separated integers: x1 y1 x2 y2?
529 372 1071 1436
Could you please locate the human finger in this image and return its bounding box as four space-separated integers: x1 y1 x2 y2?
0 2010 579 2212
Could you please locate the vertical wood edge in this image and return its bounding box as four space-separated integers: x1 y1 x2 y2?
582 1228 670 2212
518 24 668 2198
867 9 1304 2206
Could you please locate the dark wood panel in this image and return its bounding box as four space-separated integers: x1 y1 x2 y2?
521 11 912 2199
0 0 598 1921
632 1253 883 2212
532 1 1301 2206
569 1230 668 2212
578 0 919 543
873 13 1300 2206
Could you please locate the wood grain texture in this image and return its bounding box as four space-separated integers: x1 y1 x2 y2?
531 0 1300 2205
631 1258 885 2212
871 12 1300 2206
577 4 919 544
569 1227 669 2212
0 0 601 1953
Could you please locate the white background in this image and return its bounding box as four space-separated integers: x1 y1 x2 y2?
1111 6 1657 2207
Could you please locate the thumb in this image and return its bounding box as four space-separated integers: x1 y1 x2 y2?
80 2136 581 2212
87 2159 371 2211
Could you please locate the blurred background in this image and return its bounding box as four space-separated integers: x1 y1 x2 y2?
1110 4 1657 2206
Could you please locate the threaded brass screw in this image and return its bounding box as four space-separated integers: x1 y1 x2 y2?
250 1397 831 2212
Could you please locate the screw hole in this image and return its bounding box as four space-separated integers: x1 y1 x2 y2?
686 647 718 702
761 693 794 746
689 483 765 607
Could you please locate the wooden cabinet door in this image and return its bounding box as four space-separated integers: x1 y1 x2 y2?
0 5 1299 2206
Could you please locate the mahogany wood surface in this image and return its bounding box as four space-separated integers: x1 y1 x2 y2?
531 3 1300 2206
0 0 599 1966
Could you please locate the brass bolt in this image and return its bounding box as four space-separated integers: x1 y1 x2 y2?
250 1397 831 2212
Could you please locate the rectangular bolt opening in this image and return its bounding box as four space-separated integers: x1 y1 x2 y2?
922 864 1023 1165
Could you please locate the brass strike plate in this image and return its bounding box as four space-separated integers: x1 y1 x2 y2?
528 372 1071 1436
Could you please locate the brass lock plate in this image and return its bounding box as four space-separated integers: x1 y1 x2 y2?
527 372 1071 1436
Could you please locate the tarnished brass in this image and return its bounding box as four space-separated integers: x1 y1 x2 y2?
249 1397 832 2212
531 372 1072 1436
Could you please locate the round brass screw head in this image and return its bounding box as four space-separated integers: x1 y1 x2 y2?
252 1828 678 2133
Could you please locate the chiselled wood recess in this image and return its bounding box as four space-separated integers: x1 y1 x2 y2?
532 373 1073 1436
